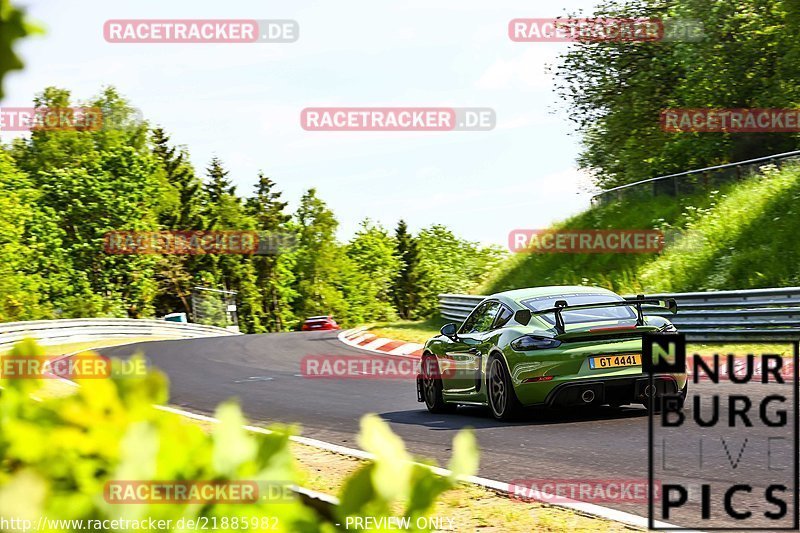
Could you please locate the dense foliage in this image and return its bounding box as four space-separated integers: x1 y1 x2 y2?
0 0 39 99
482 1 800 295
480 163 800 294
0 339 479 532
0 87 505 330
555 0 800 188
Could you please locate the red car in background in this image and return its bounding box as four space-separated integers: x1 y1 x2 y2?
301 315 340 331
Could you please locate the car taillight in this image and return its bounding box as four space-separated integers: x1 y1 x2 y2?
511 335 562 351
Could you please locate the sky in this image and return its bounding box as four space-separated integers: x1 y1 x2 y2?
2 0 602 248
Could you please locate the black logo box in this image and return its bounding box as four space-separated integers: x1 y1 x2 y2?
645 337 799 531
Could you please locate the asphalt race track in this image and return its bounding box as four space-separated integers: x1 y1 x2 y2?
100 332 798 530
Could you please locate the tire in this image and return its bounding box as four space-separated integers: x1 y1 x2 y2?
421 354 455 413
676 381 688 409
487 354 522 420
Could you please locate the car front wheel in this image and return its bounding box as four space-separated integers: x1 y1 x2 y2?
421 354 455 413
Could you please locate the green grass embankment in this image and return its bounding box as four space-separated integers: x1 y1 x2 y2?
480 163 800 295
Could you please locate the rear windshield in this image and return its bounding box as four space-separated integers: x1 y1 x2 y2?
521 293 636 325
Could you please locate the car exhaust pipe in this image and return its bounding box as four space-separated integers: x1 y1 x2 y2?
581 389 595 403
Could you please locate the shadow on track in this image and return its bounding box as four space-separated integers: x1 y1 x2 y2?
380 405 648 430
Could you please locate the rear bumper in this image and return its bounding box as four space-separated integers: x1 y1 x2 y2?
544 375 679 408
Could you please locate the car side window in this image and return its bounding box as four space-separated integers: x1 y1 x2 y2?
459 302 487 334
494 304 513 329
462 301 501 334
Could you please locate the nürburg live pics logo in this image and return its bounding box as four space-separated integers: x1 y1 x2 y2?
646 333 799 530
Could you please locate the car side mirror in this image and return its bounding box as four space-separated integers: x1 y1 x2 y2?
440 323 458 341
665 298 678 314
514 309 531 326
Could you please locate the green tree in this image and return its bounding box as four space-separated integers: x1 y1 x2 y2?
291 188 357 325
555 0 800 188
245 172 296 331
202 156 239 229
195 157 264 333
246 172 290 229
152 127 203 229
0 150 51 320
0 81 510 329
0 0 39 99
346 219 400 321
150 128 206 316
416 225 505 318
12 86 162 318
391 220 421 319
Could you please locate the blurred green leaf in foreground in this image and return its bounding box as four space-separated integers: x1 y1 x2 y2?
0 340 478 531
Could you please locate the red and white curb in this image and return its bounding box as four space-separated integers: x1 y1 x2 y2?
338 326 424 358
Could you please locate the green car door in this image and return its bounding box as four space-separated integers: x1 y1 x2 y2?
440 300 501 397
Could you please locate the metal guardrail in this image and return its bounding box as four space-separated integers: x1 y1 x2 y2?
0 318 240 351
591 150 800 204
439 287 800 342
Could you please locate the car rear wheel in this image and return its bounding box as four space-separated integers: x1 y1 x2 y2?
421 355 455 413
487 355 522 420
676 381 688 409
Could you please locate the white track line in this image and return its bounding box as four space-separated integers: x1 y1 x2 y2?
156 405 694 531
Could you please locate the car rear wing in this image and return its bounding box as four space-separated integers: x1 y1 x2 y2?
513 295 678 335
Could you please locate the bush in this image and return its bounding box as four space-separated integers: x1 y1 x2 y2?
0 339 478 531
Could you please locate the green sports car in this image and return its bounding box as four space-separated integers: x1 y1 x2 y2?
416 285 688 420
